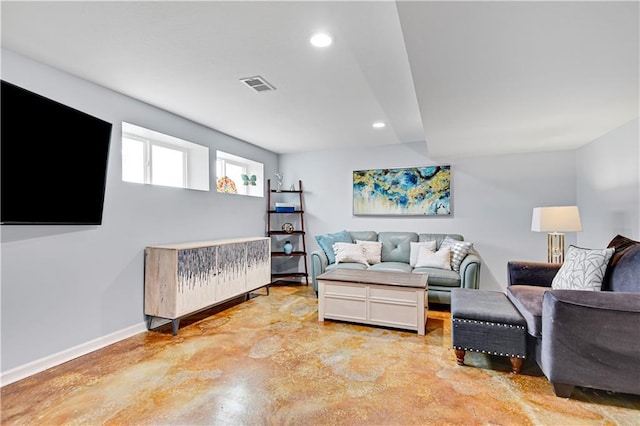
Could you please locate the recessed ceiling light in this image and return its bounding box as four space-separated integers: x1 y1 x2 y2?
310 33 332 48
372 121 386 129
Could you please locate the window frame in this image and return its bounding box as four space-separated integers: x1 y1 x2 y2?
216 150 264 197
121 122 209 191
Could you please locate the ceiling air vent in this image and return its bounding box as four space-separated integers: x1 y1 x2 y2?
240 76 276 93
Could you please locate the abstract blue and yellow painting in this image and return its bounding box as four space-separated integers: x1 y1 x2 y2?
353 165 451 215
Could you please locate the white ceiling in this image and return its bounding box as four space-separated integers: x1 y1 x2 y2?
1 1 638 157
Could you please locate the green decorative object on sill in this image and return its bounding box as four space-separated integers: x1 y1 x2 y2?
241 174 257 186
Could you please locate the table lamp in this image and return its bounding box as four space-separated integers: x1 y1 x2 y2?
531 206 582 263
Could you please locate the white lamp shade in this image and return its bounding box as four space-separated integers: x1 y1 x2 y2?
531 206 582 232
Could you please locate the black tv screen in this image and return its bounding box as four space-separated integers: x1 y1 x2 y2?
1 80 113 225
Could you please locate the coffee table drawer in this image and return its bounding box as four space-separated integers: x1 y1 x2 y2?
324 282 366 298
370 286 417 303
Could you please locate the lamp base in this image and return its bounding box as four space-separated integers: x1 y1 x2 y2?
547 232 565 263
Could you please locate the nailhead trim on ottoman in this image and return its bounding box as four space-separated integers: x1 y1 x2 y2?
451 288 527 373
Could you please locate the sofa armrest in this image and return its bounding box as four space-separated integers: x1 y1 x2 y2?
507 261 560 287
540 290 640 396
460 253 481 289
311 249 329 293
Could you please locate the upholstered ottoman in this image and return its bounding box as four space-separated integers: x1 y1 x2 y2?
451 288 527 374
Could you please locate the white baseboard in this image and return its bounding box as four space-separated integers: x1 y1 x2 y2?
0 322 149 387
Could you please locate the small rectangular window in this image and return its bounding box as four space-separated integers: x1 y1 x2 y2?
216 150 264 197
122 122 209 191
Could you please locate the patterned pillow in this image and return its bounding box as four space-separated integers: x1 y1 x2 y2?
415 246 451 270
333 242 369 266
315 230 352 264
439 236 473 272
409 241 437 267
551 245 615 291
356 240 383 264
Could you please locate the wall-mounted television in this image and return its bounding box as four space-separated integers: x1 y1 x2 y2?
1 80 113 225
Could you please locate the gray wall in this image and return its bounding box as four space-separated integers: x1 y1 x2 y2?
279 142 578 292
577 118 640 247
0 49 278 372
3 47 637 377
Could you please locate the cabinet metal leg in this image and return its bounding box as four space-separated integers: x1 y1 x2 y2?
146 315 153 330
171 319 180 336
248 284 270 299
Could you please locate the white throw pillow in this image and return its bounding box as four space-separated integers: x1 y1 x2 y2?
333 242 369 266
439 236 473 272
355 240 383 264
551 245 615 291
415 246 452 270
410 241 437 267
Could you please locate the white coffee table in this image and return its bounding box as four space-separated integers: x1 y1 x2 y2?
317 269 428 335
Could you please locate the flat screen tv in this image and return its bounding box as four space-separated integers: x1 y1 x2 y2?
1 80 113 225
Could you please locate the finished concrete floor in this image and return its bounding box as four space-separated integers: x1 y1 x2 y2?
2 284 639 425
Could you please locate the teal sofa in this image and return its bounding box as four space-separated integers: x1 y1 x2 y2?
311 231 481 304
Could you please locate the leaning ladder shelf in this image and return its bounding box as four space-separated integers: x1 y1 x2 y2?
267 179 309 285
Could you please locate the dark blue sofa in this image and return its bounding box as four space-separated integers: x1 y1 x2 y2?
506 235 640 397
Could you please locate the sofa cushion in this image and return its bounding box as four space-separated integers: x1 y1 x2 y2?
333 242 369 265
419 233 462 249
315 230 352 264
326 262 368 272
356 240 383 264
551 245 614 291
440 236 473 272
368 262 413 273
415 246 451 269
349 231 378 242
604 235 640 293
507 285 547 337
410 241 437 267
412 267 460 287
378 232 417 263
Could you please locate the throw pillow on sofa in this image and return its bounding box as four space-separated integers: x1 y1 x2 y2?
440 236 473 272
315 230 352 264
356 240 383 264
551 245 615 291
415 246 451 269
409 241 437 267
333 242 369 266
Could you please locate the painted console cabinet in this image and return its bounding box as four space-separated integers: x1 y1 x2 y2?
144 237 271 334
